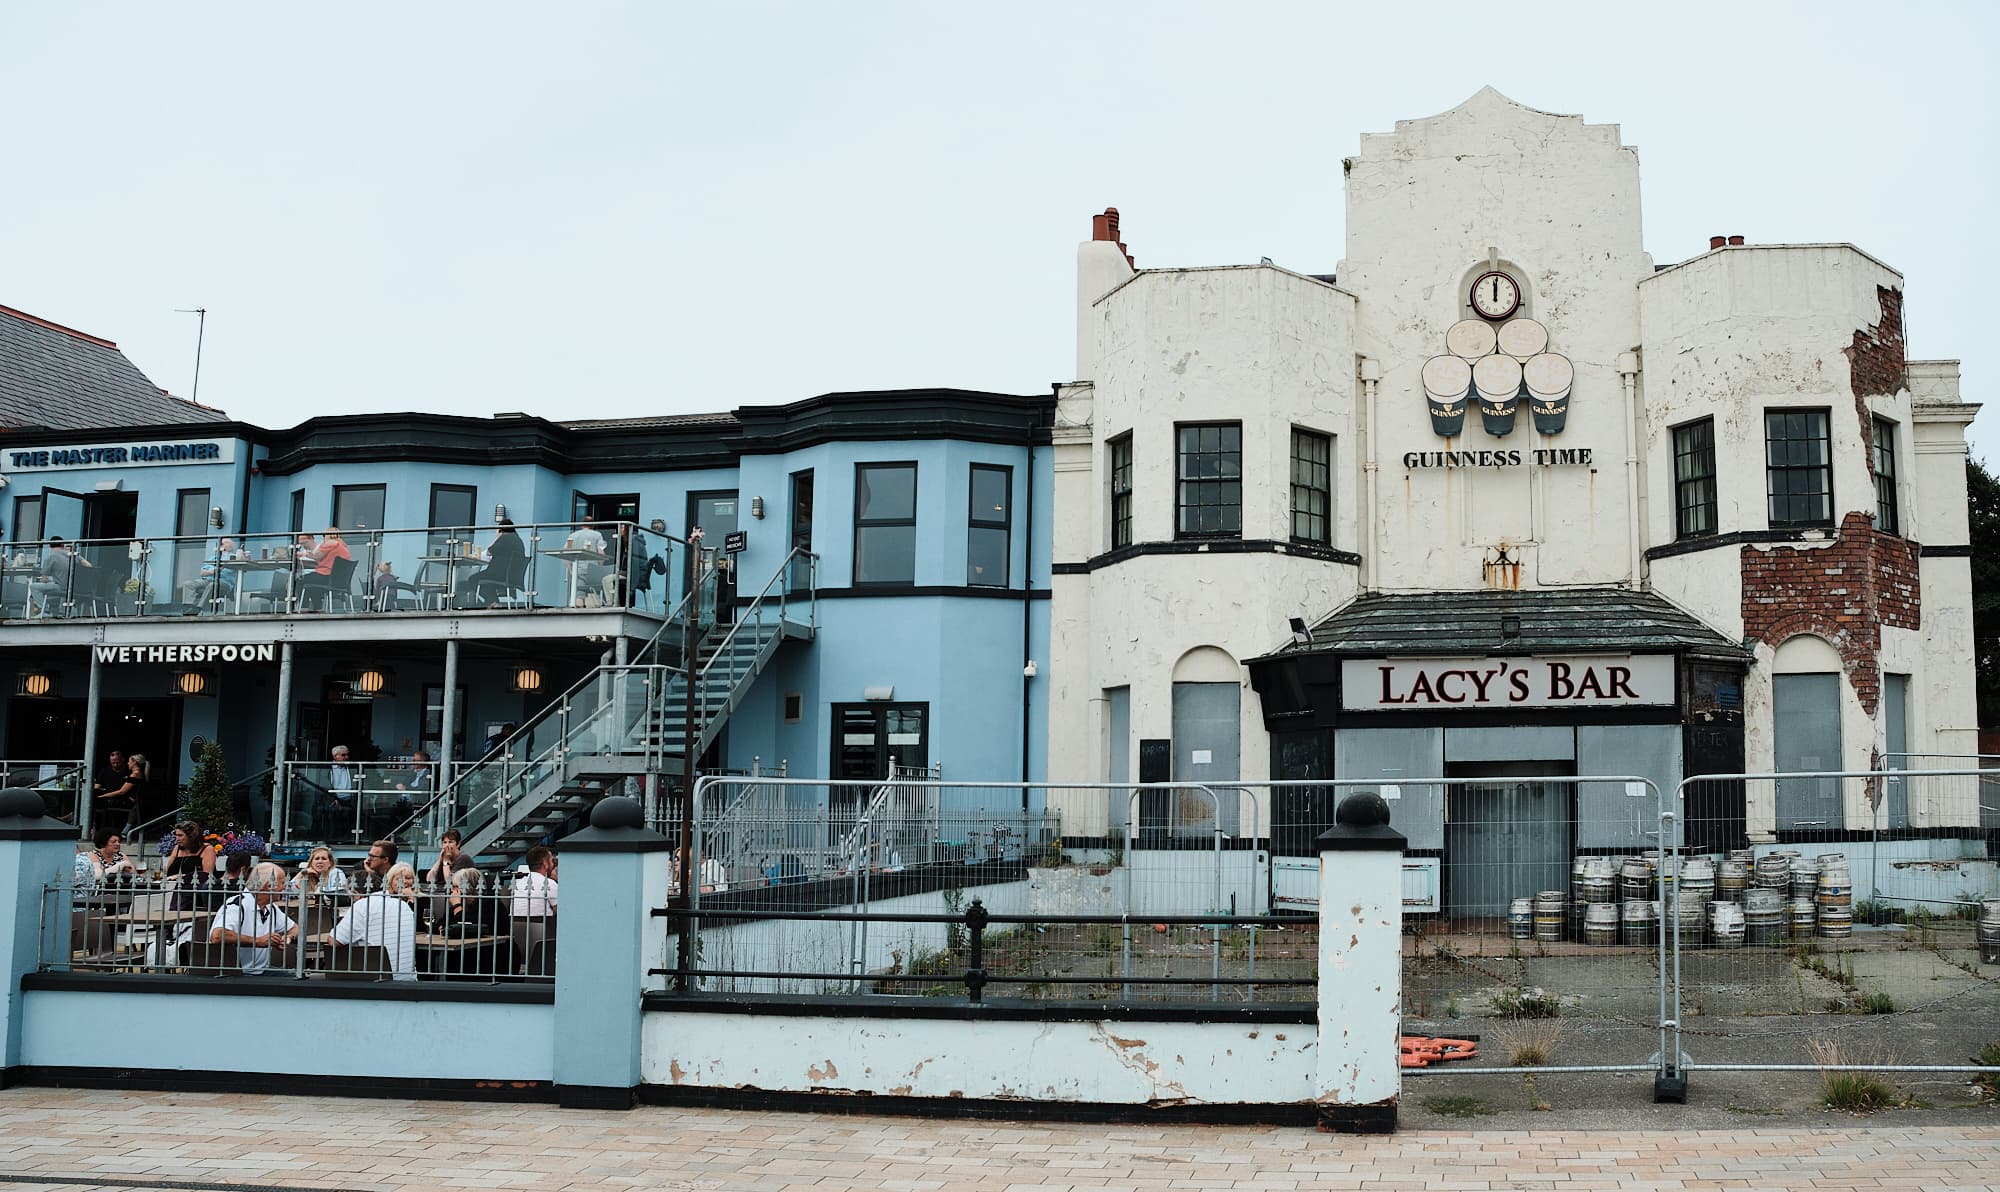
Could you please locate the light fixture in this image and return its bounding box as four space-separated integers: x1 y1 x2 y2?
171 669 214 697
352 666 392 697
93 480 123 492
648 519 667 535
750 496 765 520
16 670 57 699
1500 614 1522 642
863 685 894 702
209 506 225 529
494 502 508 522
1289 617 1313 646
509 665 544 694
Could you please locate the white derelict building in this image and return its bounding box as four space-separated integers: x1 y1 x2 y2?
1046 89 1981 909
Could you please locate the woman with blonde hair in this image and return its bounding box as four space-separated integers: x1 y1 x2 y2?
292 846 351 895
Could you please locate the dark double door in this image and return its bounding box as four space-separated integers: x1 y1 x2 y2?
1443 762 1575 918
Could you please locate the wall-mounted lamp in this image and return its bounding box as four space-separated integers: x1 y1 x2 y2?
863 685 895 702
493 503 508 522
1288 616 1313 647
171 669 215 697
750 496 765 520
16 670 57 699
1500 614 1522 642
509 665 544 694
351 666 392 698
648 519 667 535
209 506 225 530
93 480 122 492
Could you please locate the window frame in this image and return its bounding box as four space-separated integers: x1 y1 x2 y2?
1107 433 1134 551
13 495 43 545
173 488 211 591
1763 408 1833 529
852 461 919 587
428 484 478 533
1872 416 1900 536
1672 417 1719 540
1175 422 1244 541
288 489 305 535
330 483 387 532
1288 427 1332 546
966 463 1012 587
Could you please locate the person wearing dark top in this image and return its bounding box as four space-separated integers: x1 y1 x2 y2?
455 519 526 608
91 749 128 827
95 753 145 835
162 821 217 911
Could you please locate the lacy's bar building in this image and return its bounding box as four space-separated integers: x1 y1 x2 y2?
1047 90 1982 883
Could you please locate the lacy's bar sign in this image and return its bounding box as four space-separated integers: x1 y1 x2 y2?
1341 654 1674 711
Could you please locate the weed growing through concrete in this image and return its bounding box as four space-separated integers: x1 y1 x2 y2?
1490 986 1562 1018
1861 991 1896 1014
1498 1017 1567 1067
1806 1037 1903 1113
1421 1095 1495 1118
1975 1041 2000 1100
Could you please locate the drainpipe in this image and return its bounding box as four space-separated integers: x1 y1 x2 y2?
1020 412 1041 806
1618 352 1643 589
1358 356 1382 592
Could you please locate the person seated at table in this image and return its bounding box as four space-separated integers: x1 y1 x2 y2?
564 521 609 606
209 862 298 976
162 820 217 910
27 537 82 617
178 536 248 614
249 533 315 610
296 528 353 610
424 827 474 886
371 560 400 610
510 846 558 974
440 865 502 937
395 750 434 800
669 841 728 895
454 518 526 609
328 862 418 981
72 826 140 894
291 845 351 896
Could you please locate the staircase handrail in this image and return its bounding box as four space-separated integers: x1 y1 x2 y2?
682 547 817 755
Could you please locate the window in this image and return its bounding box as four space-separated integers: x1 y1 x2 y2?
1872 417 1900 535
1176 423 1242 539
1289 429 1331 545
429 484 477 534
173 489 210 591
331 484 386 532
1672 418 1718 539
1107 433 1133 550
853 463 917 585
783 692 803 723
788 469 814 590
12 495 43 545
1765 409 1832 528
288 489 305 535
967 464 1011 586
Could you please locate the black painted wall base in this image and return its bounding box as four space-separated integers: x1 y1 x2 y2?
1317 1101 1397 1134
559 1083 638 1110
643 1083 1317 1126
15 1065 555 1103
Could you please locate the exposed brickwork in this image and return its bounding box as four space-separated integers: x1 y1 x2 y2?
1845 285 1906 482
1741 512 1921 717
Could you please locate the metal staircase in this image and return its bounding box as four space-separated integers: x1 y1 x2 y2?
395 549 815 869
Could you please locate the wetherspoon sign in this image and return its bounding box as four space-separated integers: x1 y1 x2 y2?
94 644 276 665
1341 654 1674 711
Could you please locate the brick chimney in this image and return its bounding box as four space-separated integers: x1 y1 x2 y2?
1727 235 1745 246
1709 235 1727 250
1092 207 1134 269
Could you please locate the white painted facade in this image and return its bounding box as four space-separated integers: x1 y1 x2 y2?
1048 89 1980 844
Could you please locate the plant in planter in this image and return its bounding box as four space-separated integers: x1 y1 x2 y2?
183 741 234 832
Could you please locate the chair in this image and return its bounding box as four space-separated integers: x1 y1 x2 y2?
325 942 390 980
183 937 239 977
69 909 120 965
511 916 554 977
469 552 529 609
300 555 360 611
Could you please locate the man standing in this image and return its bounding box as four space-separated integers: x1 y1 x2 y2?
327 746 360 837
208 863 298 975
510 845 558 975
92 749 127 807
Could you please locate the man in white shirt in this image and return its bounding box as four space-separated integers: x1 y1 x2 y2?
563 522 608 605
510 845 558 975
328 862 418 981
209 863 298 975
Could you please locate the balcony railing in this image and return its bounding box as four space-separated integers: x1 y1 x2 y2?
0 520 692 621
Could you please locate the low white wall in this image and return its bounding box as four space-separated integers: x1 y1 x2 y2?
22 990 555 1082
642 1010 1314 1106
1748 840 1998 909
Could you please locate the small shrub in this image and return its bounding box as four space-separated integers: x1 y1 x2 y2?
1974 1041 2000 1099
1491 986 1563 1018
1498 1016 1567 1067
1806 1037 1902 1113
1861 991 1895 1014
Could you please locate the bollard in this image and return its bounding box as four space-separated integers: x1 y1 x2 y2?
1313 791 1406 1134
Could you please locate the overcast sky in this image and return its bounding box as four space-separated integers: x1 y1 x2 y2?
3 3 1994 459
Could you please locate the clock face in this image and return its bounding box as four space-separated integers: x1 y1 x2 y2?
1470 271 1522 320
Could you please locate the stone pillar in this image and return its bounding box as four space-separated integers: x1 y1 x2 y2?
1313 791 1406 1133
552 794 670 1108
0 789 84 1085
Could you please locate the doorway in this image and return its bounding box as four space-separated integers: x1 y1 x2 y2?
572 492 640 525
296 700 375 762
1443 760 1576 918
830 703 927 800
685 490 738 591
98 698 184 826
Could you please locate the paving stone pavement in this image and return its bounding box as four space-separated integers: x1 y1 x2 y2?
0 1088 1995 1192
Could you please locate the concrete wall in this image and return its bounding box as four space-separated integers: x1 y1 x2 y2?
641 1011 1313 1108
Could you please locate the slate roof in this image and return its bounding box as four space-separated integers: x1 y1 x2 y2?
0 305 227 431
1278 588 1750 662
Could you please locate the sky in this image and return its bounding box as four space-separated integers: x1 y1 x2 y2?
2 3 1996 458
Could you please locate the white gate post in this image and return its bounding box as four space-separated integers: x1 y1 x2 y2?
1313 791 1405 1133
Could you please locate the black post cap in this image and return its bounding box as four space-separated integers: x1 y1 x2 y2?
1315 791 1407 853
560 794 672 853
0 786 76 842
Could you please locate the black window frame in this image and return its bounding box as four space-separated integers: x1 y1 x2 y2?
173 488 211 591
788 469 814 589
1108 433 1134 551
1289 427 1332 546
1872 416 1900 536
852 461 918 587
967 463 1012 587
1672 417 1719 540
288 489 305 535
13 495 43 545
428 484 478 534
1175 422 1243 541
330 483 387 532
1764 408 1833 529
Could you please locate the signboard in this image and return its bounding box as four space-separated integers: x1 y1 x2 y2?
4 438 236 472
93 643 275 665
1340 654 1674 712
723 530 747 555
